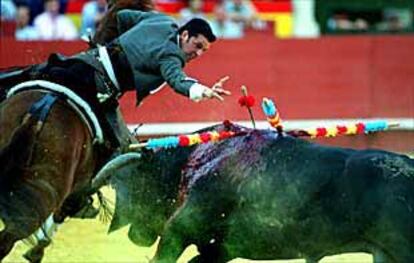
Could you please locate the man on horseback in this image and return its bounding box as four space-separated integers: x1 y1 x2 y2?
0 12 230 153
0 9 230 261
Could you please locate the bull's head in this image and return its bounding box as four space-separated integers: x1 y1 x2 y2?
93 148 189 246
92 152 162 246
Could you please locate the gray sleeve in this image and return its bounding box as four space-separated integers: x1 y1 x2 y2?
159 55 196 97
116 10 147 35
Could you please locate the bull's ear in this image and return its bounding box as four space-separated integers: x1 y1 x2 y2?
91 152 142 189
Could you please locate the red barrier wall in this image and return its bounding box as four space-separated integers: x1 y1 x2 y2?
1 33 413 152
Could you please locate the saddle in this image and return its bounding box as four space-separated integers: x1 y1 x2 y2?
1 51 135 154
0 65 43 101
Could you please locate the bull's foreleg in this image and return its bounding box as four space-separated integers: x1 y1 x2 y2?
372 251 389 263
189 243 228 263
153 192 233 263
152 199 213 263
304 258 319 263
151 215 188 263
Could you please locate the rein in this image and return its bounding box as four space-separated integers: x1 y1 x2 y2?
23 93 59 132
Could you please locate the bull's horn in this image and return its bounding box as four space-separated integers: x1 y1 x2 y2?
0 217 5 232
91 152 142 189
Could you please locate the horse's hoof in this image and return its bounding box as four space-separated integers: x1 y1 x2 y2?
23 250 44 263
0 217 5 231
23 240 50 263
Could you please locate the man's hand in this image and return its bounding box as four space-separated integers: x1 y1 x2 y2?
203 76 232 101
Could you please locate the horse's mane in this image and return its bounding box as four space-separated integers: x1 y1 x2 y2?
93 0 154 45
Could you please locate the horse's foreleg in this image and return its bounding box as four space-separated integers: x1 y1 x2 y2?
23 215 59 263
0 231 17 261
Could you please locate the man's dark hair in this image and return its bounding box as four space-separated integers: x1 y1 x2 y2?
178 18 216 43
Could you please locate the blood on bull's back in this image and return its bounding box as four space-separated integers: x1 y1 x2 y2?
196 132 414 261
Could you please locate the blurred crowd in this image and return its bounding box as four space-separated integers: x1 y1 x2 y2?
1 0 108 40
1 0 413 41
326 7 413 33
178 0 265 39
0 0 266 41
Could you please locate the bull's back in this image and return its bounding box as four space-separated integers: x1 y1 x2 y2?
220 136 414 260
222 136 356 259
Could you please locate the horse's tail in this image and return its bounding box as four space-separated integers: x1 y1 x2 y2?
93 0 154 45
96 190 114 224
0 114 39 189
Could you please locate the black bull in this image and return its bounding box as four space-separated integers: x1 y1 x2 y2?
97 124 414 262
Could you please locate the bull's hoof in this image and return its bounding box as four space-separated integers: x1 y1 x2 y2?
0 217 5 232
23 240 50 263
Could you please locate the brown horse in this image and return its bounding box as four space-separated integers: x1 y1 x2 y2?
0 1 154 260
0 87 100 260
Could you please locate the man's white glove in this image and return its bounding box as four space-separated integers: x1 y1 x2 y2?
189 76 231 102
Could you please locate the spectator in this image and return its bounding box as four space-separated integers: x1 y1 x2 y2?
209 4 243 39
80 0 107 38
15 4 40 40
327 13 369 32
377 8 412 33
26 0 68 25
178 0 207 25
1 0 17 21
33 0 78 40
222 0 262 29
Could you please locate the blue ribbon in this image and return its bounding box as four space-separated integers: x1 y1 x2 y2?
364 121 388 133
146 136 180 149
262 98 277 117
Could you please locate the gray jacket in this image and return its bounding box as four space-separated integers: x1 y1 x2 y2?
116 10 197 104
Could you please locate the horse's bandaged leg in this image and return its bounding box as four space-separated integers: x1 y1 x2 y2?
34 214 60 242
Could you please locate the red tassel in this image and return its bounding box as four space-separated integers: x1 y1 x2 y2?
179 135 190 146
200 132 211 143
238 95 255 107
337 125 348 135
223 119 232 128
356 122 366 134
316 127 327 137
219 131 234 140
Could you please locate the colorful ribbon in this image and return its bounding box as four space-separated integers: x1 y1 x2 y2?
262 98 282 129
145 130 236 149
304 121 389 138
